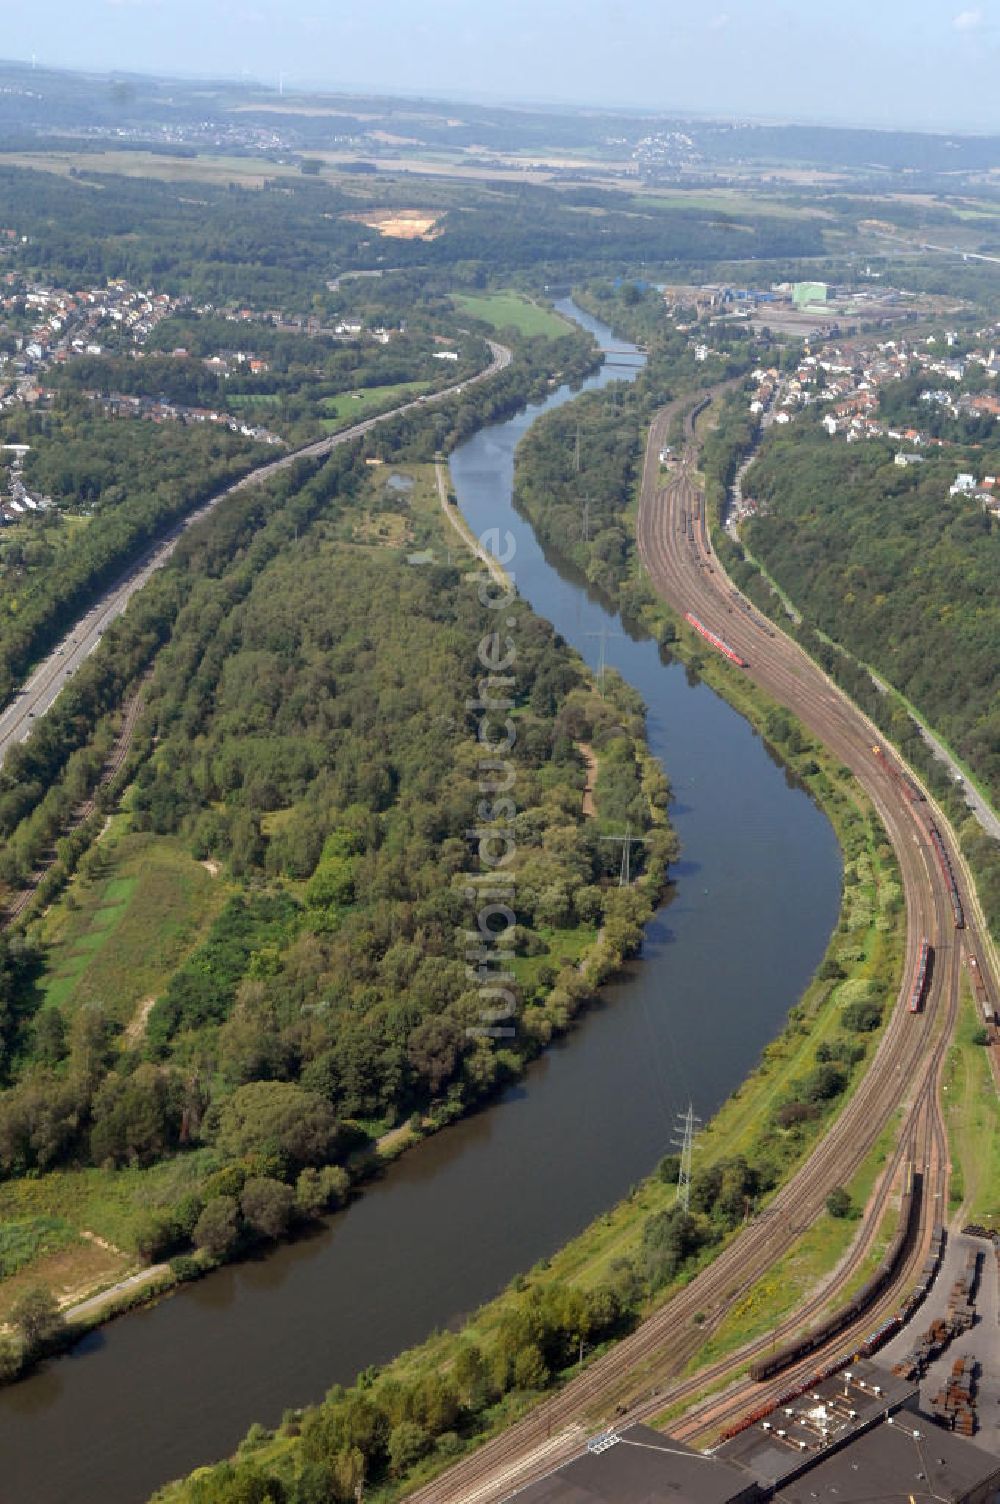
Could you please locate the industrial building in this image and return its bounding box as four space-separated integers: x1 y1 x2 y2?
512 1363 1000 1504
792 281 828 307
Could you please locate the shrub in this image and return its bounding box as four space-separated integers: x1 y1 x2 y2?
240 1177 294 1240
169 1254 203 1283
8 1285 64 1357
388 1420 432 1476
826 1186 852 1219
842 1000 883 1032
193 1196 241 1259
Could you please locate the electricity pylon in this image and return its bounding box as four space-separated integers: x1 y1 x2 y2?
586 623 624 694
672 1103 701 1213
600 823 646 888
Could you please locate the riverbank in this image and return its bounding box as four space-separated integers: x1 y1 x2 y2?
145 317 909 1504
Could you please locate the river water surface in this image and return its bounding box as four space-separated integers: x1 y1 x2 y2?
0 302 841 1504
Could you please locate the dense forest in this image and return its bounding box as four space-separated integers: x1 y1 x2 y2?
2 163 825 306
0 404 268 706
0 434 675 1385
745 430 1000 809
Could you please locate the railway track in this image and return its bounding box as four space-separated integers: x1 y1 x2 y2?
400 389 994 1504
2 680 148 925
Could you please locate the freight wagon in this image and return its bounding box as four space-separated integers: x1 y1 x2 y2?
749 1163 917 1383
967 955 994 1025
872 745 924 804
925 821 965 929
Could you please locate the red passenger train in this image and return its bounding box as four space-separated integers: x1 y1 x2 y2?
683 612 748 668
909 939 931 1014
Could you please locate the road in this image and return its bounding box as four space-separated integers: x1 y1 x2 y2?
0 340 511 770
399 394 997 1504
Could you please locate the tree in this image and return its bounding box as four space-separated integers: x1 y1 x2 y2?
406 1016 465 1096
513 1343 549 1391
241 1177 295 1240
295 1165 349 1218
90 1063 183 1167
826 1185 852 1219
9 1285 64 1356
387 1420 431 1476
194 1196 241 1259
214 1082 338 1173
32 1008 68 1066
453 1342 492 1410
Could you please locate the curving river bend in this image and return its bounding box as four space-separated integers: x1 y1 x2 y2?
0 302 841 1504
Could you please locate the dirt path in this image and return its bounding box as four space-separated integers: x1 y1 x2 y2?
576 742 598 817
124 996 157 1046
63 1264 170 1324
435 459 511 589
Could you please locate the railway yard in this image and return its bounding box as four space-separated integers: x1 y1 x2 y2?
400 387 1000 1504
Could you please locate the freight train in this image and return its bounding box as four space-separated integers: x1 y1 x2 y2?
909 939 932 1014
968 955 996 1027
684 612 748 668
926 821 965 929
722 1220 945 1443
872 745 924 805
870 747 964 929
748 1163 918 1383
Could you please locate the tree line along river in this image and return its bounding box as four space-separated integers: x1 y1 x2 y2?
0 301 841 1504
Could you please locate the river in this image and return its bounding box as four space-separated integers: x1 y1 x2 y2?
0 301 841 1504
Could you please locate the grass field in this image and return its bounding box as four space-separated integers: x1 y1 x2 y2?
452 290 571 337
227 393 283 412
319 380 432 431
684 1112 904 1373
0 1149 222 1318
943 986 1000 1225
36 828 229 1032
0 149 305 188
0 830 232 1302
631 189 830 220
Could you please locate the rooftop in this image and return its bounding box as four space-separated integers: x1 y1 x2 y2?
513 1425 762 1504
773 1417 1000 1504
717 1363 915 1488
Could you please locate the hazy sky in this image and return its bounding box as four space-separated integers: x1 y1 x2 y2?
6 0 1000 132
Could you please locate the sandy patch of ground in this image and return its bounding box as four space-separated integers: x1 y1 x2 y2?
343 209 443 239
200 858 221 877
0 1241 132 1322
125 995 157 1045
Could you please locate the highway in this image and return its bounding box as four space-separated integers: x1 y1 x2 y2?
0 340 511 770
399 392 998 1504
